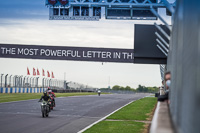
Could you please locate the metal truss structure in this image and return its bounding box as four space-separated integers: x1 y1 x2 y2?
46 0 174 8
45 0 176 80
45 0 175 21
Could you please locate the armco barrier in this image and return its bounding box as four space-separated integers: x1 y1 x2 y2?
0 88 47 93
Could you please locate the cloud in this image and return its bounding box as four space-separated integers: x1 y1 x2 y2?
0 0 167 88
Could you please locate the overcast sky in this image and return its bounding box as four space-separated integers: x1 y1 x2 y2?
0 0 173 88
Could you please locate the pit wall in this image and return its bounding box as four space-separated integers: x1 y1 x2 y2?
0 87 47 93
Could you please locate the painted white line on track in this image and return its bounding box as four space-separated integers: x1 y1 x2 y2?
78 96 147 133
78 100 132 132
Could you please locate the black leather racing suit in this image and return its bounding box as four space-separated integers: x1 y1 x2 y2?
40 94 50 101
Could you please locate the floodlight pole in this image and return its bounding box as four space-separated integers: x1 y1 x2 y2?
23 76 26 88
5 74 8 87
30 77 32 87
9 75 12 87
1 74 3 88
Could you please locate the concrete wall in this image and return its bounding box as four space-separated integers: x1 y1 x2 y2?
167 0 200 133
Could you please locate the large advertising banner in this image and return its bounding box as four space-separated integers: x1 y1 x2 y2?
0 44 134 63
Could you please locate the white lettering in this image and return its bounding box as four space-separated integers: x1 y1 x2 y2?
51 50 57 56
45 49 50 56
33 49 38 55
67 50 71 57
40 49 45 55
24 48 29 55
18 48 23 55
115 52 121 59
87 51 92 58
1 47 16 55
83 51 87 57
107 52 111 58
57 50 61 56
1 47 6 54
11 48 16 55
76 51 81 57
62 50 66 56
122 52 133 59
101 52 107 58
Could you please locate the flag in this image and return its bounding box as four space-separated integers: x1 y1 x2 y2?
37 69 40 76
42 69 45 76
33 68 36 76
27 67 30 75
47 71 50 77
52 72 55 78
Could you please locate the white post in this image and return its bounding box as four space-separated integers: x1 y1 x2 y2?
101 7 106 20
89 7 93 17
80 6 82 16
59 8 61 16
69 7 73 17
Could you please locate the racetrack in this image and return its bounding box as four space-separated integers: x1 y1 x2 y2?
0 93 149 133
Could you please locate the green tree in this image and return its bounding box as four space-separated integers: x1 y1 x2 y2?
125 86 131 91
112 85 121 90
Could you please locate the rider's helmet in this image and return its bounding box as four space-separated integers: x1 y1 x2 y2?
44 91 47 96
47 87 50 90
48 90 52 94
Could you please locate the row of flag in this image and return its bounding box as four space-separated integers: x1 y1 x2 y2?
27 67 55 78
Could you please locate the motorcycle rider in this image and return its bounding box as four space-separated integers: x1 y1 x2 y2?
47 87 56 107
39 91 50 101
47 87 56 97
97 89 101 96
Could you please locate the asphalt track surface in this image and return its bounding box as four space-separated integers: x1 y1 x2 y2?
0 93 149 133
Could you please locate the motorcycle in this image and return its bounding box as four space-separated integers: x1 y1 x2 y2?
98 91 101 96
39 100 50 118
49 94 56 110
49 97 54 110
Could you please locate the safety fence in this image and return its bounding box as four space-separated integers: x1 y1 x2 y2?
67 81 96 91
52 89 95 93
101 89 136 94
0 74 97 93
0 87 47 93
0 74 65 89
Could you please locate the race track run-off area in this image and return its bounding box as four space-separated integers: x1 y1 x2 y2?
0 94 149 133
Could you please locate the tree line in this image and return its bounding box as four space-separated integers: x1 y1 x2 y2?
102 85 159 93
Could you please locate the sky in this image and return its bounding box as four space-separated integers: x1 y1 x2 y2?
0 0 173 89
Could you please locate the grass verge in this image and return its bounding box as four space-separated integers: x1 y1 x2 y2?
0 92 102 103
84 97 157 133
84 121 145 133
107 97 157 120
